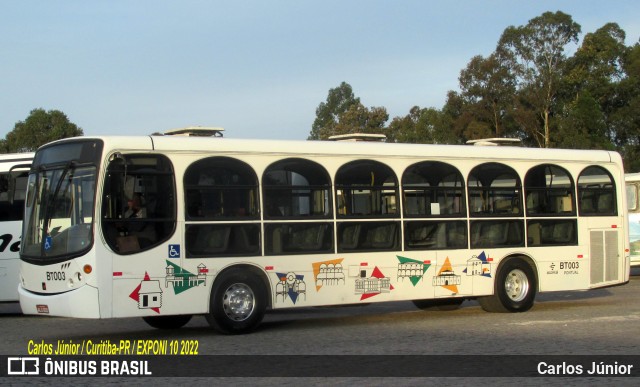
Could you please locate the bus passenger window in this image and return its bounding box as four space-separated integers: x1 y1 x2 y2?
468 163 522 217
265 223 333 255
527 219 577 246
470 220 524 248
101 154 176 254
402 161 466 218
337 221 399 252
263 158 332 219
335 160 399 217
577 166 617 216
404 220 467 250
184 157 259 220
185 224 260 258
525 164 575 216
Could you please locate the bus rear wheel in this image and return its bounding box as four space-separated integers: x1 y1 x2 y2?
478 258 536 313
413 298 464 311
142 315 192 329
206 268 267 335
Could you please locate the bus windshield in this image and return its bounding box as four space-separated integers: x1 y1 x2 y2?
21 140 102 262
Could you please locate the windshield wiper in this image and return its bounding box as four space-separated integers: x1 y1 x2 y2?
41 161 75 254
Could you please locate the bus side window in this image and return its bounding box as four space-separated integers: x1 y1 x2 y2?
626 182 638 211
0 172 28 221
102 154 176 255
527 220 577 246
468 163 522 217
578 166 617 216
470 220 524 248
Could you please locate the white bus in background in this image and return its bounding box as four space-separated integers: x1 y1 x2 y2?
18 131 630 333
0 153 33 302
625 173 640 266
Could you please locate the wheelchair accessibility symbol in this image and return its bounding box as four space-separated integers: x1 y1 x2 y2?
168 244 181 259
44 236 52 251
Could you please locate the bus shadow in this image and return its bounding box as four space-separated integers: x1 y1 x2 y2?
0 302 22 316
535 287 613 302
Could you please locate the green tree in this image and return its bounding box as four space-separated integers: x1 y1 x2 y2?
437 91 478 145
388 106 427 143
389 106 459 145
614 41 640 170
2 108 83 153
308 82 360 140
564 23 626 99
561 23 627 149
497 11 581 147
330 103 389 139
457 53 516 139
555 92 610 149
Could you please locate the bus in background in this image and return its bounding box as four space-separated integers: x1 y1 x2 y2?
625 173 640 266
0 153 33 302
18 131 629 333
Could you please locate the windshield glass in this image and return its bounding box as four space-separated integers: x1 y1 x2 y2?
22 165 97 259
21 140 102 262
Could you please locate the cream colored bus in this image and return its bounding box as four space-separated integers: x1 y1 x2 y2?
18 131 629 333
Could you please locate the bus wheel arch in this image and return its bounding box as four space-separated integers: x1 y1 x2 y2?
206 265 270 334
478 254 538 313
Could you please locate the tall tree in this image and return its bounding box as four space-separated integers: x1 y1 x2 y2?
439 91 469 145
330 103 389 139
308 82 360 140
614 41 640 170
457 53 516 139
388 106 457 145
497 11 581 147
2 108 83 153
555 91 610 149
564 23 626 99
559 23 627 151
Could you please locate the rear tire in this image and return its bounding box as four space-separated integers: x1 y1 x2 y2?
206 268 267 334
413 298 464 311
478 258 536 313
142 315 192 329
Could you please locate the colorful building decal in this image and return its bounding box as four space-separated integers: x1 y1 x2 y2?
396 255 431 286
312 258 345 291
275 272 306 304
355 266 393 301
432 257 461 293
165 260 208 295
129 272 162 313
463 251 492 278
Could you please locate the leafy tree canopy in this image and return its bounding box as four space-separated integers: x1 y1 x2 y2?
308 82 360 140
1 108 83 153
309 82 391 140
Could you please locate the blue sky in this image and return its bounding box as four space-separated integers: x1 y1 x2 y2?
1 1 638 141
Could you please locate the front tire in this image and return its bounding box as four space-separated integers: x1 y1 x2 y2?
478 258 536 313
206 268 267 334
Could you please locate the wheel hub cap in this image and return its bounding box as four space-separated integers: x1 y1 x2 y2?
222 283 255 321
504 269 529 302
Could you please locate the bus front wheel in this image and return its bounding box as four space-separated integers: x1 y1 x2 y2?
206 269 267 334
478 258 536 313
142 315 192 329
